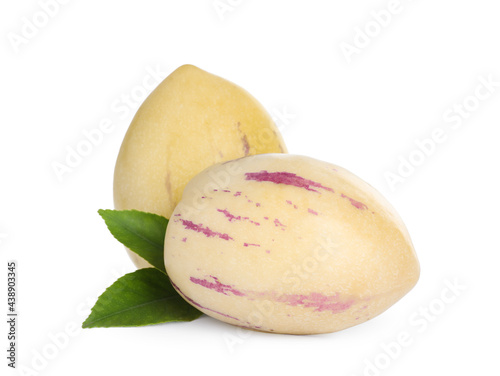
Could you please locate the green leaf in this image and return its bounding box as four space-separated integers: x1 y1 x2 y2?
98 209 168 273
82 268 202 328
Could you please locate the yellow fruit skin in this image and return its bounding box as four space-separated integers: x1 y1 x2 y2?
164 154 420 335
113 65 287 268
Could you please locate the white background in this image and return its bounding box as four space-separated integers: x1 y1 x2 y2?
1 1 499 375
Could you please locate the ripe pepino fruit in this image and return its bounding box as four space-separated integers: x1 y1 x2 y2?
113 65 287 268
164 154 420 334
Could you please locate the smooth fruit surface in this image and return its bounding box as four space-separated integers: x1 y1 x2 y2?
113 65 287 267
164 154 420 334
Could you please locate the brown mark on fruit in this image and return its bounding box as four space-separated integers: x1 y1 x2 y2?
236 122 250 156
273 130 285 152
